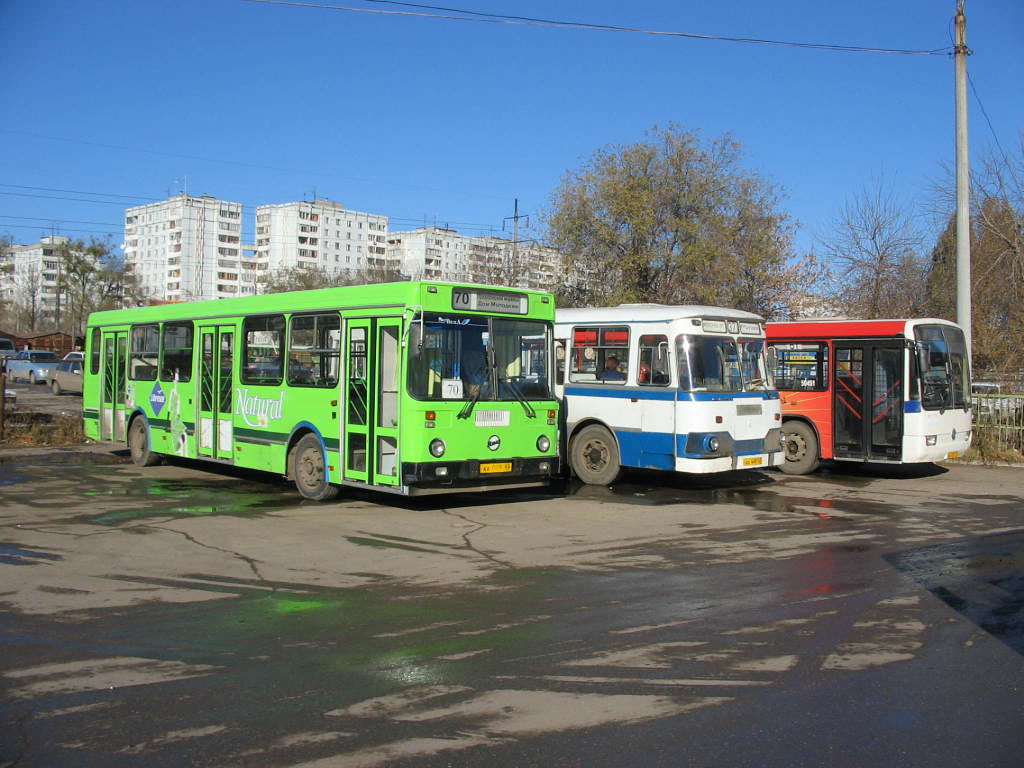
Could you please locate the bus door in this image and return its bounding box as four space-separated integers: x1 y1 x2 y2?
833 342 903 461
197 325 234 460
100 330 127 442
343 318 402 487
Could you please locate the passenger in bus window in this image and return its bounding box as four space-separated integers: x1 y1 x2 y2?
461 349 490 396
602 356 625 381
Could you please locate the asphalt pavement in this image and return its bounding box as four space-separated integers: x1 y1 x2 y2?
1 443 1022 767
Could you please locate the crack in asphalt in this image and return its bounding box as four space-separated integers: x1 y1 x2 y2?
147 525 269 588
441 508 514 570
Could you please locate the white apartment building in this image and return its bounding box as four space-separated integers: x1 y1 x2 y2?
123 195 253 302
386 227 472 282
0 235 98 326
387 227 562 290
254 199 390 283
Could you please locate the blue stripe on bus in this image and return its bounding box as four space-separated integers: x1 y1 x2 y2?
610 429 769 468
565 387 778 402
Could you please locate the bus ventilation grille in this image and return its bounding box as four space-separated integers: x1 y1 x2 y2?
475 410 511 427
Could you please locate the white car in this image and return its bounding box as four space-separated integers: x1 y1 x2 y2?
49 359 84 395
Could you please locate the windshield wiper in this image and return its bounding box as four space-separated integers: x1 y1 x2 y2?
457 382 483 420
500 376 537 419
457 358 491 420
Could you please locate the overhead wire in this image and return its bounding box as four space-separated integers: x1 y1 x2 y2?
241 0 952 56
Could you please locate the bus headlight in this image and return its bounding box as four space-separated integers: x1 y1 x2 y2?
429 438 446 458
537 435 551 453
704 435 720 453
925 435 937 446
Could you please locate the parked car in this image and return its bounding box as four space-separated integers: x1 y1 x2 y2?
49 358 84 395
63 351 85 361
5 350 61 384
0 338 16 371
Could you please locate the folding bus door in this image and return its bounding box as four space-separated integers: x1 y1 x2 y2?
833 342 903 461
343 317 402 487
197 325 234 460
100 330 128 442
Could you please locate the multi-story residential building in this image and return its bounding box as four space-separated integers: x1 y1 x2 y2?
0 235 99 329
387 227 562 290
254 199 390 283
385 227 472 282
123 195 251 302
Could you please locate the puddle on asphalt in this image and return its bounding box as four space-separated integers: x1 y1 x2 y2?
886 529 1024 655
79 477 295 525
562 470 894 519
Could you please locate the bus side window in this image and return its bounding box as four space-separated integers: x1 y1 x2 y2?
242 315 285 385
638 334 669 386
161 321 194 382
569 326 629 383
288 313 340 387
129 324 159 381
770 343 828 391
555 340 566 384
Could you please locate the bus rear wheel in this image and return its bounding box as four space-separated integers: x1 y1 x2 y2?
571 425 623 486
781 421 819 475
128 417 161 467
290 433 339 501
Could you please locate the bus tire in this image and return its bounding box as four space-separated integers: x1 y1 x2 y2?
781 421 819 475
571 424 623 486
128 417 161 467
290 433 339 501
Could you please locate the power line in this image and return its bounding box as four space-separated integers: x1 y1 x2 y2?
241 0 952 56
967 72 1016 181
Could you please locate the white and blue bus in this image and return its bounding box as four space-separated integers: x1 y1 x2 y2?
554 305 784 484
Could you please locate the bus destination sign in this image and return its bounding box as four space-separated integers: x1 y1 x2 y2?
452 288 528 315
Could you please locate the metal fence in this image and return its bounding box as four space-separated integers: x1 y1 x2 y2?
972 394 1024 453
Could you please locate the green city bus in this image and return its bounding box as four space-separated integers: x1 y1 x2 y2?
83 282 559 500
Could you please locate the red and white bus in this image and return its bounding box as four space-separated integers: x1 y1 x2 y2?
766 318 972 474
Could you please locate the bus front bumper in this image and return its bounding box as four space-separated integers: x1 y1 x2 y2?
402 457 560 492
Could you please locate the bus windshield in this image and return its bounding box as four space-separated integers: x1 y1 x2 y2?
915 324 969 410
409 313 551 401
676 335 772 392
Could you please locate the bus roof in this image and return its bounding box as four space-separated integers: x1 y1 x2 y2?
766 318 961 340
87 281 554 326
556 304 764 325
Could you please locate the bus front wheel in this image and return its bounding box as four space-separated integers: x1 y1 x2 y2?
128 417 161 467
571 425 623 486
781 421 819 475
290 433 339 501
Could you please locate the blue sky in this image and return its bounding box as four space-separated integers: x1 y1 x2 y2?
1 0 1021 259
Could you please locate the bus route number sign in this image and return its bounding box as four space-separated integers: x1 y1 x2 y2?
452 289 528 315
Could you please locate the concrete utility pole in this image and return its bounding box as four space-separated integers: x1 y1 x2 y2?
954 1 972 361
503 199 529 285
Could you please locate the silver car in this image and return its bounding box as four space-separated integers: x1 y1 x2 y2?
50 359 84 395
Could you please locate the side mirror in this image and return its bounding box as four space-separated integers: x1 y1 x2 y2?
917 344 930 376
766 345 779 372
408 323 423 357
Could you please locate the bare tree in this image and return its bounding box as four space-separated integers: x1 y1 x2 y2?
819 176 928 318
13 263 43 332
259 263 406 295
925 134 1024 372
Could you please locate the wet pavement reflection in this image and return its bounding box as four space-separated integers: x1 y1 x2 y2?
1 451 1023 767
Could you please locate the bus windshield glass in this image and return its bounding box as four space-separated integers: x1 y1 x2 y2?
409 313 551 401
676 335 771 392
915 324 969 410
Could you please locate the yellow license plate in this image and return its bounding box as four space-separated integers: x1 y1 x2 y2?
480 461 513 474
947 451 959 459
742 457 763 467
